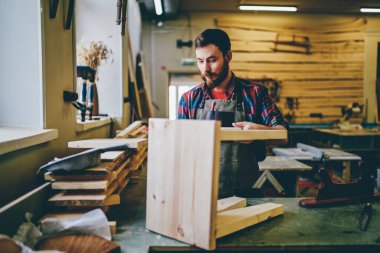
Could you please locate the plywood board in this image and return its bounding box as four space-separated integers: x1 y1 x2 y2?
215 203 284 238
146 119 220 250
51 180 110 190
68 138 147 149
220 128 287 141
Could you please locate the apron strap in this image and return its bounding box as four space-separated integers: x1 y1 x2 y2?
198 94 206 109
234 83 244 112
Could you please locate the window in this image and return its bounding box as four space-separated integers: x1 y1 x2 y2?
168 73 199 119
0 0 43 128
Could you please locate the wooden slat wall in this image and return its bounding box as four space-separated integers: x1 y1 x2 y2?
216 18 366 123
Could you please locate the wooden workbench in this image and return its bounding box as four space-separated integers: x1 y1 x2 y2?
272 145 361 183
312 128 380 152
108 167 380 253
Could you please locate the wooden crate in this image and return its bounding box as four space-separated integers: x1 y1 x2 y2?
146 119 286 250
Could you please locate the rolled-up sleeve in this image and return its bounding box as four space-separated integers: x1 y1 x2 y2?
177 94 189 119
259 86 289 130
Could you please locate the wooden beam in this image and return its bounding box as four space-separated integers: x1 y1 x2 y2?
215 203 284 239
115 121 142 138
231 62 364 72
52 180 110 191
220 128 287 141
68 138 147 149
234 70 363 81
217 17 367 33
217 197 247 213
233 52 363 63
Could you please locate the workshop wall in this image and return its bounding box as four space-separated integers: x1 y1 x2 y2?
0 0 110 207
143 12 380 123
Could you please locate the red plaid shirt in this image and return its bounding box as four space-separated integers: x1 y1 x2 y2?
178 74 288 129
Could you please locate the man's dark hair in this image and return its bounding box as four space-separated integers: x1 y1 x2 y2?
194 29 231 56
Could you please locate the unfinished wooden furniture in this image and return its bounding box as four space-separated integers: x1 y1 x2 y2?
146 119 288 250
255 156 312 195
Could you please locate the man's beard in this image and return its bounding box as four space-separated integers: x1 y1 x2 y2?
201 60 229 89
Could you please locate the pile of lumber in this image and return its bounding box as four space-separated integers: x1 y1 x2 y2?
45 122 148 212
40 122 148 234
45 148 145 210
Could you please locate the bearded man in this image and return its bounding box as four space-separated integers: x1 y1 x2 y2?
178 28 289 198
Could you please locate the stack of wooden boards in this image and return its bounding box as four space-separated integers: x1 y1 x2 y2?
44 124 148 212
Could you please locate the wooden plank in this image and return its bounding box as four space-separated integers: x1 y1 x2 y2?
68 138 147 149
146 119 220 250
220 128 287 141
215 203 284 239
52 180 110 190
233 52 363 63
280 89 363 97
231 62 364 72
290 117 341 124
281 108 343 116
282 86 363 92
115 121 142 138
234 70 363 81
126 25 142 118
223 27 365 43
100 151 126 161
139 52 155 117
217 197 247 213
44 170 112 181
128 125 147 138
222 28 278 41
217 17 367 33
278 97 363 106
258 157 312 171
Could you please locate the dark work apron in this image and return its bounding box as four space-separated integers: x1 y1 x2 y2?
196 84 261 198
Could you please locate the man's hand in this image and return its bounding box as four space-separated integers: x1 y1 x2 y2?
232 121 269 131
232 121 288 146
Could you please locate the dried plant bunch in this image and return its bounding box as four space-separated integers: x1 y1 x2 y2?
77 41 113 70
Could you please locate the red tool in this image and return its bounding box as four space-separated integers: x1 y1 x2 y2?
299 161 380 208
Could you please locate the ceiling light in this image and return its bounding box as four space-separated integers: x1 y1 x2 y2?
154 0 163 15
239 5 297 12
360 8 380 13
